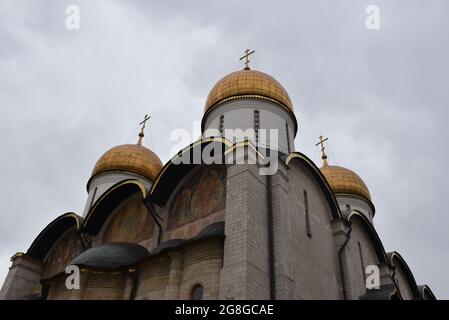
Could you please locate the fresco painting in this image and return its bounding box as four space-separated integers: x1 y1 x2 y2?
168 166 226 230
43 227 83 278
102 197 154 243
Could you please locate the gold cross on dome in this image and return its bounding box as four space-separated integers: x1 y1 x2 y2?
315 135 329 165
137 114 151 145
239 49 255 70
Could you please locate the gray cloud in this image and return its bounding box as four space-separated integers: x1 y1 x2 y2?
0 0 447 298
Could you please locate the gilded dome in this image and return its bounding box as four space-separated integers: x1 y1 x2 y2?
320 164 371 201
204 69 293 113
92 144 163 181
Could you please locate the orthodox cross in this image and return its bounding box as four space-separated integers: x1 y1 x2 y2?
239 49 255 70
137 114 151 145
315 135 329 165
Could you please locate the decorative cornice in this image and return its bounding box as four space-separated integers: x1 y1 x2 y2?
86 170 150 192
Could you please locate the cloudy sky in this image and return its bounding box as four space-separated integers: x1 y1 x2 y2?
1 0 448 298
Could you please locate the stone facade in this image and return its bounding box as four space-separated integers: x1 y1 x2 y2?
220 163 270 300
0 62 437 300
0 254 42 300
0 150 434 300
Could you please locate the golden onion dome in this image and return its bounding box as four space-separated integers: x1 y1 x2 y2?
92 144 163 181
204 69 293 113
320 164 371 201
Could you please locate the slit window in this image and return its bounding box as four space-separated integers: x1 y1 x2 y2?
358 241 366 281
304 190 311 237
254 110 260 145
219 115 224 136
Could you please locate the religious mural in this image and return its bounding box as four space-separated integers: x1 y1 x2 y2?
168 165 226 230
43 227 84 279
102 196 155 243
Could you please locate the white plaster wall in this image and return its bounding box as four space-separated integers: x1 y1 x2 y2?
336 195 374 223
202 98 297 154
83 172 153 217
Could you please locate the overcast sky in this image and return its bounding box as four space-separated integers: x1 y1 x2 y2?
0 0 448 298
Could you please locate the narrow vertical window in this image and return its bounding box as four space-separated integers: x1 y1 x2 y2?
220 238 225 268
304 190 311 237
346 204 351 212
358 241 366 281
219 115 224 136
285 122 291 153
190 284 203 300
254 110 260 145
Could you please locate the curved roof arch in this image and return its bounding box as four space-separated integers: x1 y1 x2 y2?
387 251 421 298
285 152 341 219
348 211 388 264
418 285 437 300
27 212 82 261
149 137 232 206
82 179 147 235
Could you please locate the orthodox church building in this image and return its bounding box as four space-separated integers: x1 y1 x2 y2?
0 53 436 300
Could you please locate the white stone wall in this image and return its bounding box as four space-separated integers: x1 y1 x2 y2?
336 195 374 223
394 263 414 299
83 172 153 217
344 217 381 299
202 99 296 154
283 161 341 299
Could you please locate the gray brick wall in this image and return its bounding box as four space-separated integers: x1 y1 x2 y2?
344 217 381 299
283 161 341 299
219 163 270 299
0 254 42 300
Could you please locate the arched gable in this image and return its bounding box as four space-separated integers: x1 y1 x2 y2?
27 212 83 261
82 179 147 235
418 285 437 300
163 164 226 241
388 251 421 299
285 152 341 219
348 211 388 264
101 193 156 244
149 137 232 206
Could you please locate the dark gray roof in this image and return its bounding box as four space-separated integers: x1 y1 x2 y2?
70 242 149 269
69 222 225 270
153 221 224 255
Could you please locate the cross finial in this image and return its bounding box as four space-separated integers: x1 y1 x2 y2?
137 114 151 145
315 135 329 166
239 49 255 70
